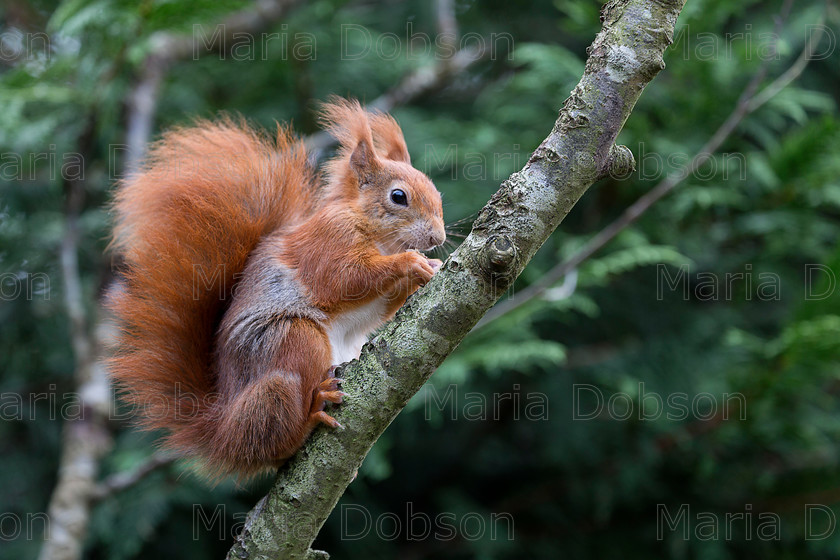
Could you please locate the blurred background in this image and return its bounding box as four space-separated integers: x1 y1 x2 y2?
2 0 840 558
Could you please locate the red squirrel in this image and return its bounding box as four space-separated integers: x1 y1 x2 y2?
108 98 445 478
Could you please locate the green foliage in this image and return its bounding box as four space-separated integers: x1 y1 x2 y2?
2 0 840 558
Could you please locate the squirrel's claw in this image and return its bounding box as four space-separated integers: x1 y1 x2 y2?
310 410 342 430
320 390 344 404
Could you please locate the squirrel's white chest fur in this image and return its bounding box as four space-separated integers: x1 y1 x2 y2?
326 298 389 365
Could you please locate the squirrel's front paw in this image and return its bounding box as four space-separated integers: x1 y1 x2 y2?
403 251 436 288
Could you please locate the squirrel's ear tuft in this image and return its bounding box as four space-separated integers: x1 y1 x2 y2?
318 96 382 186
369 112 411 164
349 137 378 181
318 96 371 152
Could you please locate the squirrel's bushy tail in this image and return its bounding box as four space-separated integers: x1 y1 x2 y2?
107 118 316 460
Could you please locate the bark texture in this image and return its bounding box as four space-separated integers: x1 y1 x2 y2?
227 1 686 557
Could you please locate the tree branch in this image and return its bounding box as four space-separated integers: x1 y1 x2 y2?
38 119 114 560
227 1 687 557
93 4 490 505
89 452 177 503
304 46 488 159
474 0 826 330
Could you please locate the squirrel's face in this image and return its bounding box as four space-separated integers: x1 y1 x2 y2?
351 140 446 255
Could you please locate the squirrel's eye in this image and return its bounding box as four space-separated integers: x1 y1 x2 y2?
390 189 408 206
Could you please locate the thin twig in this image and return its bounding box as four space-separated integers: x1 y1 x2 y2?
90 452 178 502
305 45 487 159
747 13 827 111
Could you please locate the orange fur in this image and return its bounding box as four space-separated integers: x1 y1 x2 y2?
108 101 445 479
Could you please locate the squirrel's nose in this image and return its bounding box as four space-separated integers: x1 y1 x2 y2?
429 231 446 248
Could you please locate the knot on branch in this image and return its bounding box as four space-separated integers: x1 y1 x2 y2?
599 144 635 180
483 235 517 273
479 235 518 296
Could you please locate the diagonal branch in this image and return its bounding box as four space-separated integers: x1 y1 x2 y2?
227 1 687 558
475 1 827 330
89 451 176 503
